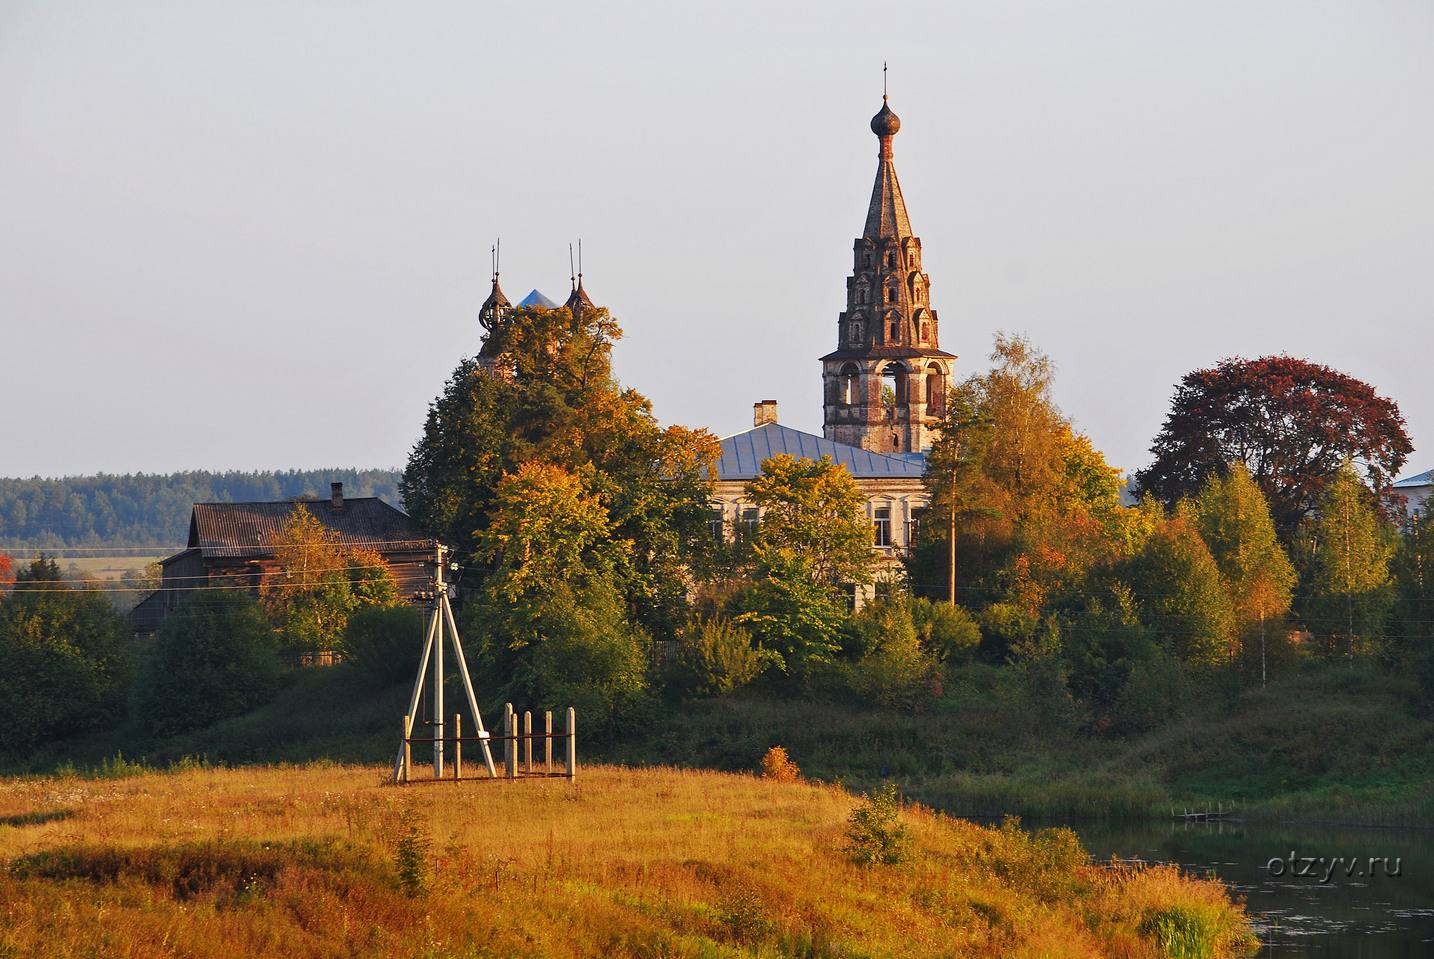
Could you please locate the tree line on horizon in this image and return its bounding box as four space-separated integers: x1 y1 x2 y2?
0 469 403 552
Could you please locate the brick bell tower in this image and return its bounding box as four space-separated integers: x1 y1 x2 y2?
821 95 955 453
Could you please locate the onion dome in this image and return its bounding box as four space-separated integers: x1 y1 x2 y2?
870 97 901 138
478 276 510 332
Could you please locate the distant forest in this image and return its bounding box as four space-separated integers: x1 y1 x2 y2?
0 470 404 553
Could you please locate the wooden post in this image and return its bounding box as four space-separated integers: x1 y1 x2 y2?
523 711 533 774
565 707 576 782
402 713 412 784
503 703 514 775
545 710 553 774
455 713 463 781
505 706 516 780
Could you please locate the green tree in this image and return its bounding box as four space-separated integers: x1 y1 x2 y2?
1392 499 1434 666
744 455 874 589
136 590 282 735
1122 518 1235 671
729 455 874 684
0 556 130 753
1295 464 1397 660
1178 463 1296 668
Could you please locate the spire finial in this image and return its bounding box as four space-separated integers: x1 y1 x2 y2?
577 238 583 284
883 61 887 99
495 238 501 278
569 243 576 291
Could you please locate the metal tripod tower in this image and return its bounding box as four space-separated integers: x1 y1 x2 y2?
394 544 497 780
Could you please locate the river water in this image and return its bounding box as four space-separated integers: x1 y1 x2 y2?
1069 819 1434 956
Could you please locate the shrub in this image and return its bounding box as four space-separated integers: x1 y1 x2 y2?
342 604 425 687
911 597 982 662
844 783 911 866
394 806 431 898
0 558 130 753
669 615 766 699
759 746 800 783
136 590 282 736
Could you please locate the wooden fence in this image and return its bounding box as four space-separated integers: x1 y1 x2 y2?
398 704 575 784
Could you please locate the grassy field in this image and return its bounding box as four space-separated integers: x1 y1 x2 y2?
0 762 1253 958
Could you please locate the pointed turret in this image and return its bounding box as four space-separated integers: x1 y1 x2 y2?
864 97 913 240
820 93 956 455
564 275 594 319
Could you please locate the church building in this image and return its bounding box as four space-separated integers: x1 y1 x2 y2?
711 95 954 587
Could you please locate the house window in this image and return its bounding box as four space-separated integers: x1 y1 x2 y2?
906 518 919 548
874 507 892 548
707 508 724 541
738 507 759 543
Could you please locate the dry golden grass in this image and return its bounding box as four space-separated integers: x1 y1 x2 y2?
0 762 1254 958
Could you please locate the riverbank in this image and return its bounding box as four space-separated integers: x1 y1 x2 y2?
0 762 1253 958
11 659 1432 828
615 664 1434 827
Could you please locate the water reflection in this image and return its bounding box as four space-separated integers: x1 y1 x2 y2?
1068 820 1433 956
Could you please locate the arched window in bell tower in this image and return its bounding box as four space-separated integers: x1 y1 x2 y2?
925 363 945 416
841 363 860 404
889 319 899 343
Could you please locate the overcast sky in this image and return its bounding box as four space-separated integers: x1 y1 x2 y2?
2 1 1431 482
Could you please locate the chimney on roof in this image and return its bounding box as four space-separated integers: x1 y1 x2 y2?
331 482 344 510
754 400 779 427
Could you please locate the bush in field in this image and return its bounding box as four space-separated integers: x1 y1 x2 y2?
0 557 130 753
342 604 425 687
844 783 911 866
137 590 282 736
759 746 801 783
668 615 767 699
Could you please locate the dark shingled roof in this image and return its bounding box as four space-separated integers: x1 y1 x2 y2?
714 423 927 481
187 498 433 559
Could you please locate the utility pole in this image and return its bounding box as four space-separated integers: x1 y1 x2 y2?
394 544 497 782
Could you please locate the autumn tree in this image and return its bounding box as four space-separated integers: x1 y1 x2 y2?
1177 463 1296 670
464 462 652 731
1138 356 1411 540
259 506 399 653
400 305 719 640
911 334 1137 624
1294 464 1397 661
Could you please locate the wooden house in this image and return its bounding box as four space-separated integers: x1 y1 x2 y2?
131 483 435 633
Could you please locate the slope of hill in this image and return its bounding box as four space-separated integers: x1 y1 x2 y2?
0 762 1253 958
0 469 403 553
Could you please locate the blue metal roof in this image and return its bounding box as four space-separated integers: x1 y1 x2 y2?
714 423 927 481
518 289 560 309
1394 469 1433 488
